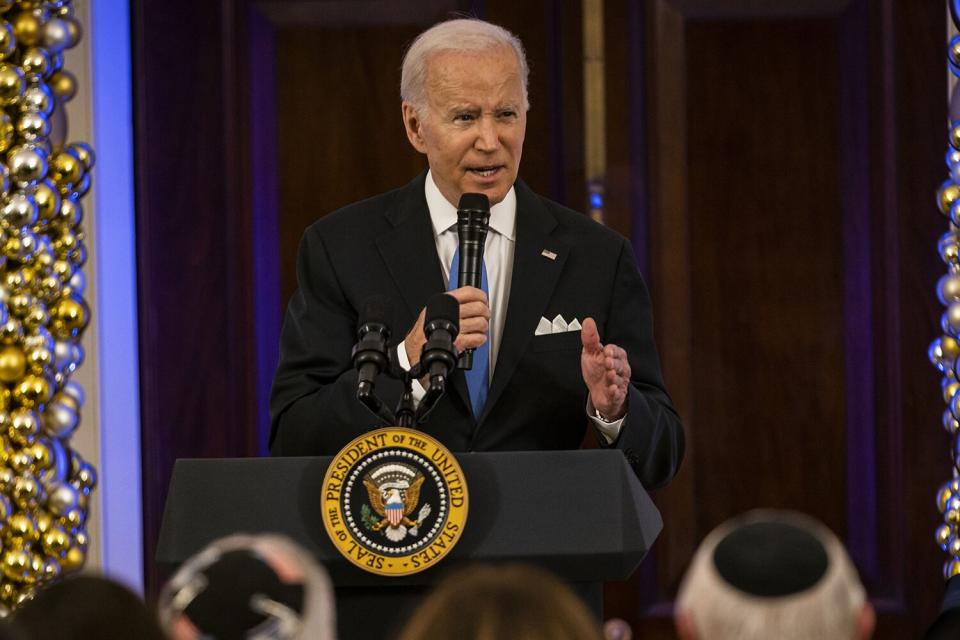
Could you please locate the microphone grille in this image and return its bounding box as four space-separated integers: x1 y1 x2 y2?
457 192 490 213
424 293 459 330
358 295 393 331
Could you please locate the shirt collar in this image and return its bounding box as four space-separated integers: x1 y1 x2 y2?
425 170 517 241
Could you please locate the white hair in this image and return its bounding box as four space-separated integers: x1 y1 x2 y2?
400 18 530 113
675 510 867 640
158 533 336 640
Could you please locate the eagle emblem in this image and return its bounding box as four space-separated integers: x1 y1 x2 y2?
362 463 433 542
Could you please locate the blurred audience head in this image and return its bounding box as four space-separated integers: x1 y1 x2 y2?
158 533 335 640
396 563 603 640
10 574 165 640
675 510 874 640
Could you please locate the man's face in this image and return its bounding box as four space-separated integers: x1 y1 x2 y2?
402 45 527 207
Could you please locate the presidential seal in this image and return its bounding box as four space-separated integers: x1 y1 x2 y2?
321 427 469 576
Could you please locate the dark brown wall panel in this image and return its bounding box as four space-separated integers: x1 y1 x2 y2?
276 26 426 306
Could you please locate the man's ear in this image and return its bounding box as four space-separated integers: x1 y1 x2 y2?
401 102 428 154
674 611 698 640
856 602 875 640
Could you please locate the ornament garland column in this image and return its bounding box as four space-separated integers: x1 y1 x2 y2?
0 0 96 613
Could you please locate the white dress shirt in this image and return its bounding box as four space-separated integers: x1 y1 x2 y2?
396 171 624 443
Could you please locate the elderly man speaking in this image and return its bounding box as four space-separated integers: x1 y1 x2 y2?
269 18 683 489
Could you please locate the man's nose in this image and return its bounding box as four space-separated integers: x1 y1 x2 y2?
474 117 500 152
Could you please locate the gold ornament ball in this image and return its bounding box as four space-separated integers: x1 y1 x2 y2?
50 258 72 282
34 510 51 535
940 181 960 215
953 125 960 152
58 506 82 531
0 111 12 156
60 544 83 573
29 438 50 472
939 486 955 513
47 69 74 102
24 346 49 374
68 142 93 171
49 296 85 339
12 374 49 409
73 461 94 491
22 305 47 333
15 110 47 142
0 63 23 107
933 520 948 546
19 83 51 116
8 449 32 473
36 275 60 303
0 345 25 383
11 474 43 510
0 318 22 345
2 548 33 583
40 526 67 558
48 149 81 188
942 376 958 405
943 336 960 362
937 231 960 264
53 196 79 229
0 20 12 60
0 467 14 494
11 11 40 47
33 179 58 223
939 273 960 305
18 46 48 81
4 512 37 546
8 408 37 445
7 292 33 318
946 507 960 526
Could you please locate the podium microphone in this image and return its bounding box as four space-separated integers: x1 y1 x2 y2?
353 296 392 399
421 293 459 392
456 192 490 370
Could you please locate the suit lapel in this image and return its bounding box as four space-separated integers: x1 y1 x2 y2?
375 174 472 414
478 181 569 426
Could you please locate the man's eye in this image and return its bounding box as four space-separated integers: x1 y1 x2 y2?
498 110 517 119
454 114 475 122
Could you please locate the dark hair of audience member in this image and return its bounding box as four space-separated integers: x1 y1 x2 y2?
10 574 166 640
395 563 604 640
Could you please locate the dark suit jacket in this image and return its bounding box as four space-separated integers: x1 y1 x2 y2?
269 173 684 489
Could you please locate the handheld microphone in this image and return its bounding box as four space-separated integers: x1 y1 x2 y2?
353 296 392 399
456 192 490 370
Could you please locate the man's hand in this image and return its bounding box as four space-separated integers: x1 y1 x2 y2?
581 317 630 420
405 286 490 366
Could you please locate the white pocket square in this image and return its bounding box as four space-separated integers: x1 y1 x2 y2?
535 315 582 336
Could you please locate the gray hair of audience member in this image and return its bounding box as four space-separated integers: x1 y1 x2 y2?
395 563 603 640
675 510 874 640
400 18 530 114
158 533 336 640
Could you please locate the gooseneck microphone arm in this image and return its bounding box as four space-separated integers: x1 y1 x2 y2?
455 193 491 371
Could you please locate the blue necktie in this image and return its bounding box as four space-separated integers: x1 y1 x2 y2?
448 247 489 418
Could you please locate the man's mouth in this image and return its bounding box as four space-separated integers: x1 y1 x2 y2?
468 166 502 177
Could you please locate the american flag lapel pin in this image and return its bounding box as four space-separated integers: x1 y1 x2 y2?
541 249 557 260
